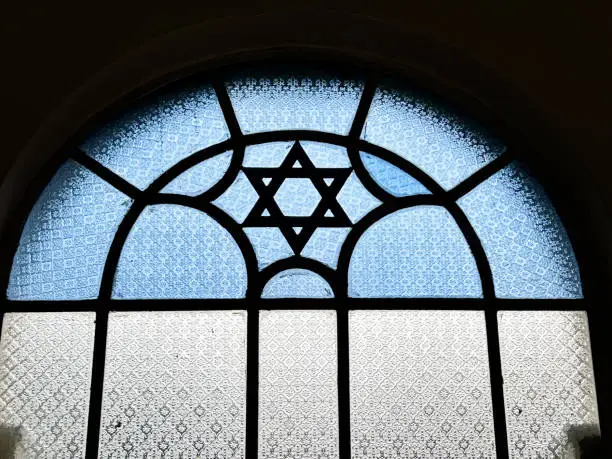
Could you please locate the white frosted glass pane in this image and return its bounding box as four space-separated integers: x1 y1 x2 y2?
0 312 95 457
350 310 496 458
113 204 246 299
459 163 582 298
244 227 294 269
301 227 351 269
8 161 132 300
301 142 351 168
336 172 381 224
349 206 482 298
262 269 334 298
226 73 363 135
499 311 599 458
82 84 229 189
362 85 505 189
360 152 431 197
259 310 338 458
213 171 259 224
99 311 247 457
161 151 232 196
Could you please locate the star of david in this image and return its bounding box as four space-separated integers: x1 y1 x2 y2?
242 141 352 253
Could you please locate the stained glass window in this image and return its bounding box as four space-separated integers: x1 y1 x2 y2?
2 65 597 458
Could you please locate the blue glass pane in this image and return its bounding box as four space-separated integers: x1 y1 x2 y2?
8 161 132 300
244 227 294 269
360 152 431 196
362 86 506 189
458 163 582 298
161 151 232 196
112 204 246 299
262 269 334 298
301 142 350 168
301 227 351 269
82 84 229 190
349 206 482 298
337 173 381 223
243 142 293 167
213 172 258 224
274 178 322 217
226 73 363 135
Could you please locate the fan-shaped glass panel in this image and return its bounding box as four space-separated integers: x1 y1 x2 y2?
262 269 334 298
8 161 132 300
112 204 247 299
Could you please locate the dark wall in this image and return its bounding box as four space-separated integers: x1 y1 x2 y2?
1 1 610 443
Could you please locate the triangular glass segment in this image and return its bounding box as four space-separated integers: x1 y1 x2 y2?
262 178 272 186
262 209 271 217
360 152 431 197
325 210 334 217
324 178 334 186
293 161 302 168
293 227 303 235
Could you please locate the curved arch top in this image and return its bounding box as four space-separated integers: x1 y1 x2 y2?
5 65 583 301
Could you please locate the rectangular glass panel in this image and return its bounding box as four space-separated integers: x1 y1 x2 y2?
259 310 339 458
0 312 95 457
98 311 247 457
350 310 496 457
498 311 600 458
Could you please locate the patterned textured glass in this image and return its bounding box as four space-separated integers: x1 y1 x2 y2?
301 227 351 269
0 312 95 457
113 204 246 299
459 162 582 298
244 142 294 168
161 150 232 196
498 311 599 458
99 311 247 457
213 171 259 224
274 178 322 217
259 310 338 458
362 85 505 189
244 227 294 269
360 152 431 196
349 206 482 297
350 310 496 458
301 142 351 168
226 73 363 135
336 172 381 224
82 84 229 190
8 160 132 300
262 269 334 298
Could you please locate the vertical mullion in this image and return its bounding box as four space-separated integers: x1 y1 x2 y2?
485 308 509 458
85 309 109 459
337 307 351 458
246 308 259 458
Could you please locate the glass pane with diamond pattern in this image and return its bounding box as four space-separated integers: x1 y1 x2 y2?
81 83 229 190
498 311 599 458
0 312 95 457
262 269 334 298
161 150 233 196
259 310 338 458
226 72 363 135
350 310 496 457
98 311 247 457
8 160 132 300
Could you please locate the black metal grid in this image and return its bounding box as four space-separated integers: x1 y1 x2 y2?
0 66 598 459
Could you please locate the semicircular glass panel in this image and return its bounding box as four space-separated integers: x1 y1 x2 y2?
458 162 582 298
161 150 233 196
8 160 132 300
349 206 482 298
81 83 229 190
262 269 334 298
362 84 506 189
226 71 363 135
112 204 247 299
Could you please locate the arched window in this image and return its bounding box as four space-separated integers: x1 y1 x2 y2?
0 65 600 458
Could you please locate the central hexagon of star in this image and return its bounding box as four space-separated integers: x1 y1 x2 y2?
242 142 352 253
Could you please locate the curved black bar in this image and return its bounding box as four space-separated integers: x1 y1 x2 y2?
253 255 340 299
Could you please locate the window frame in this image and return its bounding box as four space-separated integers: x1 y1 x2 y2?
0 61 604 459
